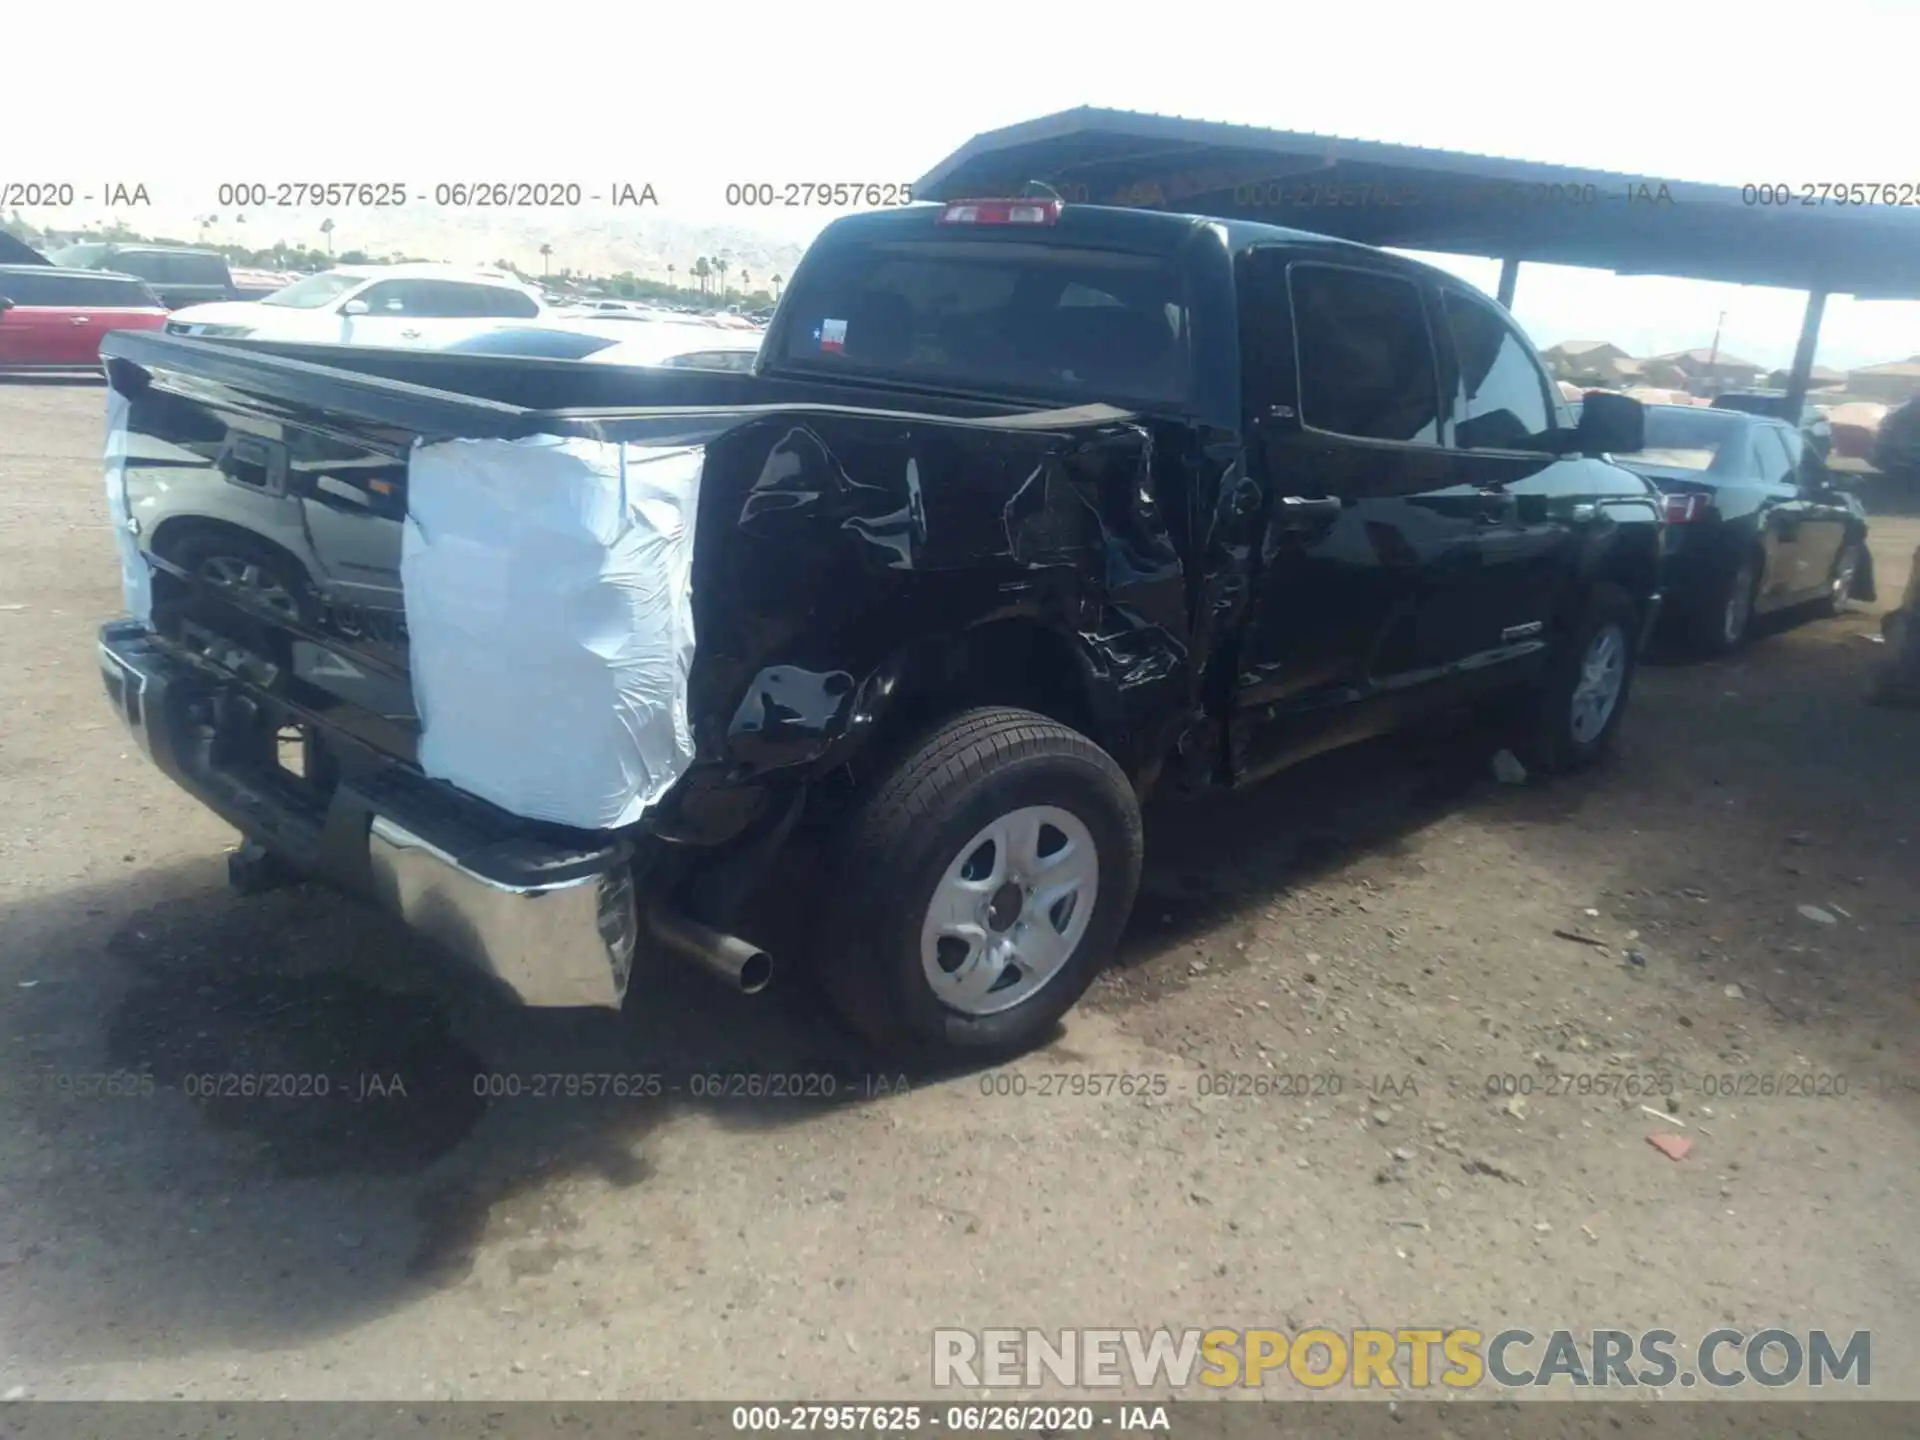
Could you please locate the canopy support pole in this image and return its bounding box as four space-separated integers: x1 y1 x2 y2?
1496 257 1520 309
1783 288 1828 415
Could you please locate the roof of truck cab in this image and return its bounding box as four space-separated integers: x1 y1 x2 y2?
94 244 225 258
814 201 1474 286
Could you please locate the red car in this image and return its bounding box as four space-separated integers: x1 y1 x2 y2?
0 265 169 374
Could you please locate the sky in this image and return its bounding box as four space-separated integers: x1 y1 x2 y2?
6 0 1919 370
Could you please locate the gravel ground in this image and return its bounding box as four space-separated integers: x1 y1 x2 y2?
1 379 1917 1406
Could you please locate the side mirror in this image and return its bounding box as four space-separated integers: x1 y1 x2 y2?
0 296 14 313
340 298 370 316
1568 390 1645 455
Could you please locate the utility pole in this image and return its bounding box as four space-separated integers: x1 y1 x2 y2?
1705 310 1727 395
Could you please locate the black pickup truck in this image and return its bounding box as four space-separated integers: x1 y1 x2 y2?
50 243 250 309
96 197 1661 1055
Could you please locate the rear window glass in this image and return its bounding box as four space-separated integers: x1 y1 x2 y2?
775 238 1190 406
1614 407 1747 471
47 243 114 268
0 272 156 306
1710 392 1785 418
117 251 227 284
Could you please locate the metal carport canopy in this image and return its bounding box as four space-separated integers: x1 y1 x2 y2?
914 108 1920 410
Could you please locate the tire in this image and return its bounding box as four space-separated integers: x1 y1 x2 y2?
1822 542 1863 617
166 530 318 623
1687 554 1759 657
817 707 1143 1058
1508 584 1640 775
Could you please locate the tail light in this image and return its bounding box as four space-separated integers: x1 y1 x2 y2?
937 198 1061 226
1662 493 1712 523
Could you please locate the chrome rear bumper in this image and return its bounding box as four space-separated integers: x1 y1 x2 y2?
98 620 636 1008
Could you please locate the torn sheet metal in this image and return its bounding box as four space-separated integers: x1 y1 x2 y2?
103 385 153 627
402 435 702 830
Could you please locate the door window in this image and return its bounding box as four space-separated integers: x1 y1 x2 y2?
0 272 150 306
350 281 429 315
351 280 538 318
1439 288 1555 451
115 252 174 283
1287 264 1441 444
0 271 69 305
1752 427 1795 486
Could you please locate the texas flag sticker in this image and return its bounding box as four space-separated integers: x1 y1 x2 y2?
816 318 848 353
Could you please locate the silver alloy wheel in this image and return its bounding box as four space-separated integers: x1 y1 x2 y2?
919 804 1100 1017
199 554 297 617
1569 623 1627 745
1831 547 1859 608
1724 564 1756 646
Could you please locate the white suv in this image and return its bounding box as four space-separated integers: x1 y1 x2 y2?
165 265 548 349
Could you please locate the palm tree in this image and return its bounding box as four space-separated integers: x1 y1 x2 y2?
771 272 783 299
740 268 751 295
319 218 335 255
539 242 553 277
692 256 711 295
196 214 218 241
667 262 676 291
715 257 730 297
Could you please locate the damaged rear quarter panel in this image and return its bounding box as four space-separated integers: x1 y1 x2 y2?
655 408 1195 840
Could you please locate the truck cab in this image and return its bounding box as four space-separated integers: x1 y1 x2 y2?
762 199 1663 788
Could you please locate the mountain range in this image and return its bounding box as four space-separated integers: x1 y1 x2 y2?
38 204 817 285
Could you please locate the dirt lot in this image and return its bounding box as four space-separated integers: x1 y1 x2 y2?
2 380 1917 1404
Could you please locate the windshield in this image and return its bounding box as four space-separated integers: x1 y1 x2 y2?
259 272 364 308
774 237 1190 406
1613 407 1747 471
1711 392 1785 418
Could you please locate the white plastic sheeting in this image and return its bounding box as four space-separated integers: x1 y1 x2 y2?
103 386 153 627
402 435 703 830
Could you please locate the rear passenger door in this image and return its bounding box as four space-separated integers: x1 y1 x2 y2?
21 272 105 366
1230 252 1478 781
1749 425 1810 608
1432 283 1583 681
1779 424 1848 592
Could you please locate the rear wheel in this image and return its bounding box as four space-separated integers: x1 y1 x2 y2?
817 707 1143 1058
1689 555 1759 656
1822 542 1863 617
167 530 316 623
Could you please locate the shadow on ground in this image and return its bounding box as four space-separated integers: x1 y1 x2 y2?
0 848 891 1362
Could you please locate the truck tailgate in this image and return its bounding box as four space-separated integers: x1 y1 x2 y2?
101 331 779 828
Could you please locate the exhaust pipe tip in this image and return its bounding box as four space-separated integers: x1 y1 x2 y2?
644 904 774 996
737 950 774 995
